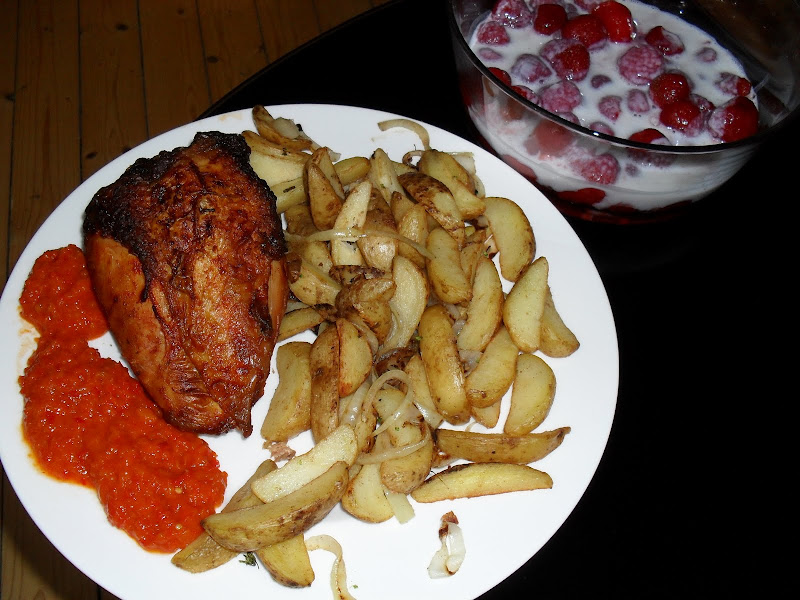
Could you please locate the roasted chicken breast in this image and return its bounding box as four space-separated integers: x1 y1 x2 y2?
83 131 288 437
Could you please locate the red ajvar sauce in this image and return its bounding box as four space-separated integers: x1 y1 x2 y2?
19 244 227 553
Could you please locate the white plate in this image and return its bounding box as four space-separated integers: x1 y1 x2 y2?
0 104 618 600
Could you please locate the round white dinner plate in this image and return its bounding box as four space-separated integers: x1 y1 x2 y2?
0 104 618 600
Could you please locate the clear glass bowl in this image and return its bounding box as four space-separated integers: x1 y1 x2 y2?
448 0 800 224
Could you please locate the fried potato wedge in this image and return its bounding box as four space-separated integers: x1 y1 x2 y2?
382 255 429 352
505 353 556 436
465 326 518 408
257 534 315 588
503 256 549 353
483 196 535 282
471 399 502 429
287 253 341 307
278 307 325 342
457 255 503 353
337 317 373 397
252 105 318 152
243 130 310 186
261 342 312 442
341 462 394 523
331 180 371 267
404 354 444 429
172 460 277 572
410 463 552 502
539 286 580 358
398 171 465 247
204 461 349 552
418 304 470 424
426 226 472 305
309 324 341 442
251 424 358 504
434 427 570 464
418 150 486 220
368 147 409 204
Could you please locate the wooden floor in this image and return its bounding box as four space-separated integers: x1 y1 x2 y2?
0 1 387 598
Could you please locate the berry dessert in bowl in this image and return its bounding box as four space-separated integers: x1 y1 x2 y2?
448 0 800 223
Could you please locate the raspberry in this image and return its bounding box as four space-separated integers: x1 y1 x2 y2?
590 121 615 136
715 72 752 97
512 84 540 104
626 88 650 114
627 128 674 167
557 187 606 205
502 154 538 180
644 26 685 56
618 44 664 85
476 20 510 45
541 38 591 81
591 74 612 88
574 0 606 11
562 14 608 50
488 67 512 86
659 99 701 132
539 80 582 113
491 0 533 28
478 47 504 61
689 93 715 113
510 53 552 84
529 119 574 156
649 72 691 108
572 152 620 185
592 1 635 43
707 96 759 142
598 95 622 121
533 3 568 35
695 47 717 63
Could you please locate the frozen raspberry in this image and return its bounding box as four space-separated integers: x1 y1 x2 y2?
533 3 568 34
540 80 582 113
502 154 538 180
562 14 608 50
598 95 622 121
618 44 664 85
715 72 752 97
557 187 606 205
627 128 674 167
644 26 685 56
491 0 533 28
659 99 701 132
512 84 540 104
558 111 580 125
529 119 574 156
689 93 715 113
476 20 510 45
695 47 717 63
649 72 691 108
572 152 620 185
510 53 552 84
488 67 512 86
591 74 612 88
707 96 759 142
590 121 615 136
592 1 635 43
541 38 591 81
626 89 650 114
478 47 504 61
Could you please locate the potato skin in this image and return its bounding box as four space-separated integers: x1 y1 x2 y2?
83 131 288 436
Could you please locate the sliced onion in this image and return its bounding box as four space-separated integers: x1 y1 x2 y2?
362 370 413 437
305 535 355 600
428 512 466 578
357 427 431 465
383 488 415 524
285 228 434 260
377 119 431 150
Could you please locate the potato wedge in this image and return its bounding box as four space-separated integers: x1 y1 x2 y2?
418 149 486 220
172 460 277 572
398 171 465 247
465 326 518 409
539 286 580 358
457 255 503 352
257 534 315 588
278 307 325 342
483 196 535 282
252 105 317 152
434 427 570 464
357 199 398 273
287 253 341 307
341 462 394 523
261 342 312 442
204 461 349 552
404 354 444 429
505 353 556 436
309 325 342 442
503 256 549 353
337 317 373 397
382 255 428 352
395 201 429 269
471 400 502 429
243 130 310 186
251 423 358 504
410 463 552 502
426 226 472 305
418 304 470 424
368 147 409 204
330 180 371 266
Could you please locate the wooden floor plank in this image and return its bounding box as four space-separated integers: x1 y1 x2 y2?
255 0 323 63
79 0 148 180
313 0 374 31
0 0 18 282
139 0 211 136
197 0 269 102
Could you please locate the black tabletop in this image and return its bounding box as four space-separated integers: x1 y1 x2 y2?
203 0 789 597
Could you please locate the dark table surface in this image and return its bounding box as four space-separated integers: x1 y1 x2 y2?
203 0 790 597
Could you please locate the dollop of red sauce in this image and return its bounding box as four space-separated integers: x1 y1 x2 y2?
18 244 227 553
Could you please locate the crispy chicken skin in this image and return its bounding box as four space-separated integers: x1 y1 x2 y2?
83 131 288 437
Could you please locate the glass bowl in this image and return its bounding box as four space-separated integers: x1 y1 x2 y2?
448 0 800 224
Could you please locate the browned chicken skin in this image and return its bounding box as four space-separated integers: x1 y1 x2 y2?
83 131 288 437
